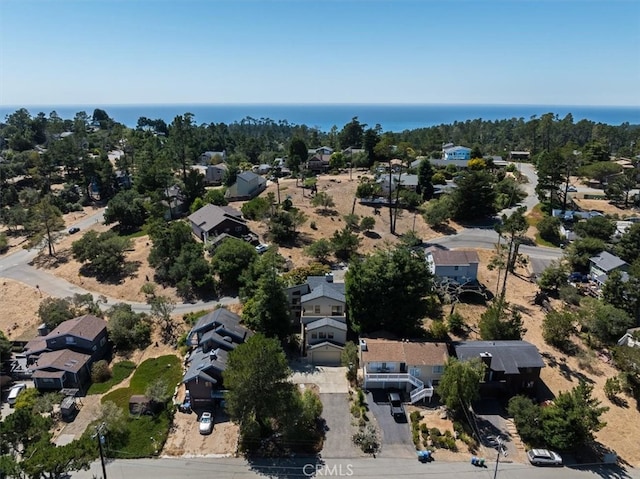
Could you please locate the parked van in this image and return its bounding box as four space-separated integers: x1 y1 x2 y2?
7 383 26 406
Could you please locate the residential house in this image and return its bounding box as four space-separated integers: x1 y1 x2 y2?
342 147 366 157
443 145 471 161
551 209 603 222
377 174 419 195
183 308 253 406
225 171 267 201
452 341 545 396
425 249 479 285
617 328 640 348
23 314 109 392
359 338 449 403
187 204 248 244
24 314 109 365
300 276 347 365
163 184 187 220
31 350 92 391
199 150 227 165
285 274 348 365
589 251 629 286
191 163 228 186
508 151 531 162
307 153 331 173
308 146 334 156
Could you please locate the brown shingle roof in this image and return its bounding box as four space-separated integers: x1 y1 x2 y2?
361 339 448 366
47 315 107 342
429 249 479 266
32 349 91 373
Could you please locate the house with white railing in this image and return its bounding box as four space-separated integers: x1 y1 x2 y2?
359 338 448 404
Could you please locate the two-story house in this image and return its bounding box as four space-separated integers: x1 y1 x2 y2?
376 174 419 195
191 163 228 186
182 308 253 407
359 338 449 404
286 274 348 365
426 249 479 285
24 314 109 392
452 340 545 396
188 204 249 244
225 171 267 201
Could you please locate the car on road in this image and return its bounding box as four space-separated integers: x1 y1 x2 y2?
198 411 213 435
255 243 269 254
68 227 80 234
567 185 577 192
527 449 563 466
388 392 405 421
7 383 26 406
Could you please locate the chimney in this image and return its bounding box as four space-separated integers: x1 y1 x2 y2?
325 273 334 283
210 348 220 360
37 323 50 337
479 352 492 369
359 339 368 352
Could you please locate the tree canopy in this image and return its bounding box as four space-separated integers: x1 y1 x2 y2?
436 358 485 416
345 245 433 335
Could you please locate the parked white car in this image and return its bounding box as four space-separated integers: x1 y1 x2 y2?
199 411 213 435
7 383 27 406
255 244 269 254
527 449 563 466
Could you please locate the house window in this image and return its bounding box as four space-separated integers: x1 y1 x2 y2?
65 337 76 344
235 226 243 232
205 381 212 387
454 266 459 271
331 305 343 315
319 332 327 339
100 337 106 347
433 365 445 374
92 345 97 351
314 305 321 314
311 333 317 339
328 332 334 339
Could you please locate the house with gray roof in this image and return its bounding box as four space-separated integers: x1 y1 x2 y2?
188 204 248 244
443 145 471 161
182 308 253 406
426 249 479 285
225 171 267 201
286 274 348 365
199 150 227 165
453 340 545 396
377 174 419 195
589 251 629 285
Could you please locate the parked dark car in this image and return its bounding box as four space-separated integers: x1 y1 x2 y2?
388 392 405 421
569 272 588 283
68 227 80 234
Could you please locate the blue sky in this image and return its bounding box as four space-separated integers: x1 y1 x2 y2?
1 0 639 106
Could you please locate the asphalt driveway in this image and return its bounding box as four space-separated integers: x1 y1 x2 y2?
319 393 364 458
366 390 414 458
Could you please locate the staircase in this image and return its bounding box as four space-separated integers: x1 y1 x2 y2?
364 372 433 403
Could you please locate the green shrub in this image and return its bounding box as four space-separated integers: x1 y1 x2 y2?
91 360 112 383
420 423 429 433
410 411 422 423
350 403 361 418
430 427 441 437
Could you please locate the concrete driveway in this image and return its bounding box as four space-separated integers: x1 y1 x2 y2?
289 363 349 394
366 390 414 459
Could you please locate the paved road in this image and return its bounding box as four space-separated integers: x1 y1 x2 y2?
68 456 640 479
0 208 239 314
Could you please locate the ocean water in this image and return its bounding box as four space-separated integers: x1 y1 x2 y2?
1 104 639 133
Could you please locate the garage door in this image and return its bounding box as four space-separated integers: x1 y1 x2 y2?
311 349 341 366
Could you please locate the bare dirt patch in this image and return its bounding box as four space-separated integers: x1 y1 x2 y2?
572 197 637 218
0 279 49 341
162 408 239 457
243 172 462 267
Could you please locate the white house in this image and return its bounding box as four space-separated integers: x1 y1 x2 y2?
225 171 267 201
359 338 449 403
426 249 479 284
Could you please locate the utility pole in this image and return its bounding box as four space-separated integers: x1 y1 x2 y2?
94 423 108 479
493 436 506 479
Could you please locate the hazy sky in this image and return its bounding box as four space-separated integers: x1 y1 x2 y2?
1 0 639 106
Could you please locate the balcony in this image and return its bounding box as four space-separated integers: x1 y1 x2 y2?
363 371 433 403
